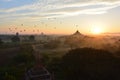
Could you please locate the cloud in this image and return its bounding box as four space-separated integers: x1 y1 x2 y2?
43 0 120 17
0 0 120 20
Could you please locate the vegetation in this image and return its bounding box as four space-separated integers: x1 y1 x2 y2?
11 35 20 42
0 38 3 45
13 45 35 66
0 34 120 80
29 35 35 41
0 42 20 49
0 44 35 80
43 40 61 49
65 36 85 49
47 48 120 80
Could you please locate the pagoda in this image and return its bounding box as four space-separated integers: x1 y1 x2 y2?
73 30 82 36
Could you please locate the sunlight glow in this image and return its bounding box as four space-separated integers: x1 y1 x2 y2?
91 27 103 35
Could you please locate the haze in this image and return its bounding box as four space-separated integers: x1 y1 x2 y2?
0 0 120 35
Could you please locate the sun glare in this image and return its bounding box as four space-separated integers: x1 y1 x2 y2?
91 27 103 35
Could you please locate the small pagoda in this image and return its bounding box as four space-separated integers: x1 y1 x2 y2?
73 30 82 36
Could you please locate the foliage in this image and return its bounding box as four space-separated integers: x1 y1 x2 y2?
41 53 50 66
11 36 20 42
0 43 20 49
43 40 60 49
29 35 35 41
48 48 120 80
13 45 35 67
4 72 16 80
0 38 3 45
0 44 35 80
65 36 84 49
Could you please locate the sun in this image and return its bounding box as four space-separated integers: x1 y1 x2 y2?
91 27 103 34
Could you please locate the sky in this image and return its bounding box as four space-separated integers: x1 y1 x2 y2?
0 0 120 35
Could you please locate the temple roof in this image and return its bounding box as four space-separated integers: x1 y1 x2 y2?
73 30 82 35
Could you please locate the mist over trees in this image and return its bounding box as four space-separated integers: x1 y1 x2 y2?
0 31 120 80
48 48 120 80
43 40 61 49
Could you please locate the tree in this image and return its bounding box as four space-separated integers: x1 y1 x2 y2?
62 48 120 80
29 35 35 41
11 36 20 42
49 48 120 80
43 40 60 49
4 73 16 80
65 36 83 49
13 45 35 65
0 38 3 45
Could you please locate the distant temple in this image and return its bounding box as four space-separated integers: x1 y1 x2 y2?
16 32 19 36
73 30 82 36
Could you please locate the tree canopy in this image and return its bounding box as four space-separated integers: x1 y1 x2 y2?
11 36 20 42
0 38 3 45
29 35 35 41
49 48 120 80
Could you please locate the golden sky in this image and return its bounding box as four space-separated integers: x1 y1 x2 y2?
0 0 120 35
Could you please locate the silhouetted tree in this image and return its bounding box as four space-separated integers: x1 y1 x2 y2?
29 35 35 41
0 38 3 45
13 45 35 65
11 36 20 42
115 40 120 56
61 48 120 80
48 48 120 80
